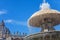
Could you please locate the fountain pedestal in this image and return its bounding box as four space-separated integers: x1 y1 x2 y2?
24 0 60 40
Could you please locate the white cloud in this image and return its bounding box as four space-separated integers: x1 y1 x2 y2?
15 21 27 26
4 19 13 23
0 10 7 15
4 19 27 26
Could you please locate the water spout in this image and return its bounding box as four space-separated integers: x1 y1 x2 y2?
40 0 50 10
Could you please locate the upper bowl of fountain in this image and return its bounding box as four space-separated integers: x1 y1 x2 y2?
28 2 60 27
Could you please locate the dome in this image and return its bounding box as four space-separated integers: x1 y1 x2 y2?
28 2 60 27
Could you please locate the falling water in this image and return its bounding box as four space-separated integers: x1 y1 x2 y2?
28 25 33 35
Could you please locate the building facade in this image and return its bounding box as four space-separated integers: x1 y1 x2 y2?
0 20 25 40
0 20 10 40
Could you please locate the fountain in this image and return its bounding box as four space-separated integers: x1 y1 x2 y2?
24 0 60 40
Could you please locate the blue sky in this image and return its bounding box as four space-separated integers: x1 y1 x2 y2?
0 0 60 35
